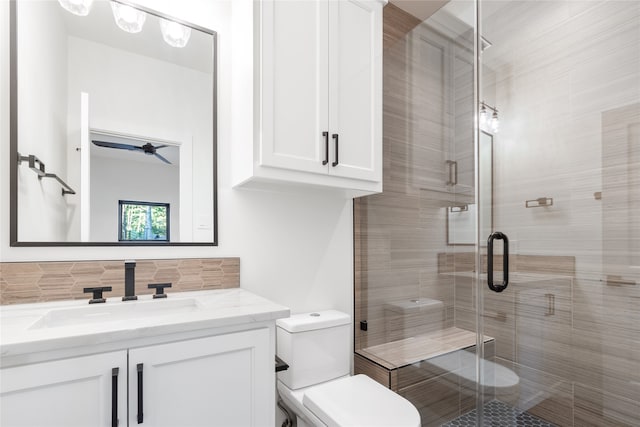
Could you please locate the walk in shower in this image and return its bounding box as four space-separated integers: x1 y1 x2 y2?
354 1 640 425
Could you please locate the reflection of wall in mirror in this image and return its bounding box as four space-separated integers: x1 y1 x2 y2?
63 37 212 242
17 1 69 241
447 204 476 245
90 155 179 242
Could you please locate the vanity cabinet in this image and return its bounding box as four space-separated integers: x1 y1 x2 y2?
0 289 287 427
1 329 271 427
232 0 385 196
1 351 128 427
128 328 270 426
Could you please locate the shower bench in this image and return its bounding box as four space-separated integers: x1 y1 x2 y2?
353 327 526 426
355 326 494 391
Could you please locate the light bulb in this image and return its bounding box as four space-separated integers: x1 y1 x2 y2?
111 2 146 33
160 18 191 48
58 0 94 16
490 111 500 133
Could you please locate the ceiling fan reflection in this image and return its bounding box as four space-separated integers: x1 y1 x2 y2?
92 140 172 164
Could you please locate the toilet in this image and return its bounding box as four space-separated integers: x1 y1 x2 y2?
276 310 420 427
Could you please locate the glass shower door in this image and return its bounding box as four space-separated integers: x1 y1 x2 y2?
353 0 638 425
475 0 640 426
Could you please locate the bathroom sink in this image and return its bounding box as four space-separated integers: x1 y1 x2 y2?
29 297 200 329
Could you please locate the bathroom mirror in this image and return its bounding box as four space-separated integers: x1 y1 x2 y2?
447 131 493 245
9 0 217 246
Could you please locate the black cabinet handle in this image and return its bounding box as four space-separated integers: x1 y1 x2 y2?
322 131 329 165
83 286 112 304
137 363 144 424
112 368 119 427
332 133 339 167
487 231 509 292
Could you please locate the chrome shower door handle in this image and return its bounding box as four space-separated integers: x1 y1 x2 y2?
487 231 509 292
446 160 457 186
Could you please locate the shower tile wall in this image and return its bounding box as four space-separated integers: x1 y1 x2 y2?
354 4 478 425
480 1 640 425
355 3 474 353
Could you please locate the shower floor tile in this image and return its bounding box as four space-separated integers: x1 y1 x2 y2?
442 400 556 427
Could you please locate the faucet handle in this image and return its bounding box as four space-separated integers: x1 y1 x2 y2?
148 283 172 299
83 286 113 304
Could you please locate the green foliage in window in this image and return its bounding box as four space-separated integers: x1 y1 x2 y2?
119 202 169 241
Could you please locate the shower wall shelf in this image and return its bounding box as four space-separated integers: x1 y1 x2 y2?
449 205 469 213
17 153 76 195
525 197 553 208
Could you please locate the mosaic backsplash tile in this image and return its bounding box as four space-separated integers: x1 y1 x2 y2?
0 258 239 305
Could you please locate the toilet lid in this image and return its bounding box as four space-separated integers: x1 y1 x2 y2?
302 375 420 427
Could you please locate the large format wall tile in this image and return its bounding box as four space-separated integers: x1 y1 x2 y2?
574 383 640 427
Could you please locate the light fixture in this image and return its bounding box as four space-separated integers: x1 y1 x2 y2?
160 18 191 48
480 101 499 134
58 0 93 16
490 110 500 133
111 2 146 33
479 104 489 129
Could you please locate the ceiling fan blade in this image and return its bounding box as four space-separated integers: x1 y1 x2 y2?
154 152 172 164
92 140 142 151
154 145 169 150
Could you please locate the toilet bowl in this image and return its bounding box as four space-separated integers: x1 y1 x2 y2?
276 310 420 427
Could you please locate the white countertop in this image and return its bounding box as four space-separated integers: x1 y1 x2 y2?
0 288 290 359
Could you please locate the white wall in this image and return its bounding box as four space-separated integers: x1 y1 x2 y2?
0 1 354 316
90 155 180 242
15 1 69 241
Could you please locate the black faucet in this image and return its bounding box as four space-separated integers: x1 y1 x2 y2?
123 260 138 301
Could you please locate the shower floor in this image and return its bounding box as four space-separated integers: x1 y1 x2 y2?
442 400 556 427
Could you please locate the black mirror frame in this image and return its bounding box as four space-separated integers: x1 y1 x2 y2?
9 0 218 247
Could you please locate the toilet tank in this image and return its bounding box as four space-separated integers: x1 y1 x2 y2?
276 310 351 390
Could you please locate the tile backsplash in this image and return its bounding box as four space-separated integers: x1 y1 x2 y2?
0 258 240 305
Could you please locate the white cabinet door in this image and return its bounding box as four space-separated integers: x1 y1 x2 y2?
328 0 382 182
0 351 127 427
260 0 329 175
128 328 272 427
257 0 382 189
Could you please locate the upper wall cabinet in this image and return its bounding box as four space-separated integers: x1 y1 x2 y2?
231 0 385 196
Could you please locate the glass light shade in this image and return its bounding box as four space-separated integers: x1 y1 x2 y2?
160 18 191 48
58 0 93 16
479 105 489 129
490 111 500 133
111 2 146 33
